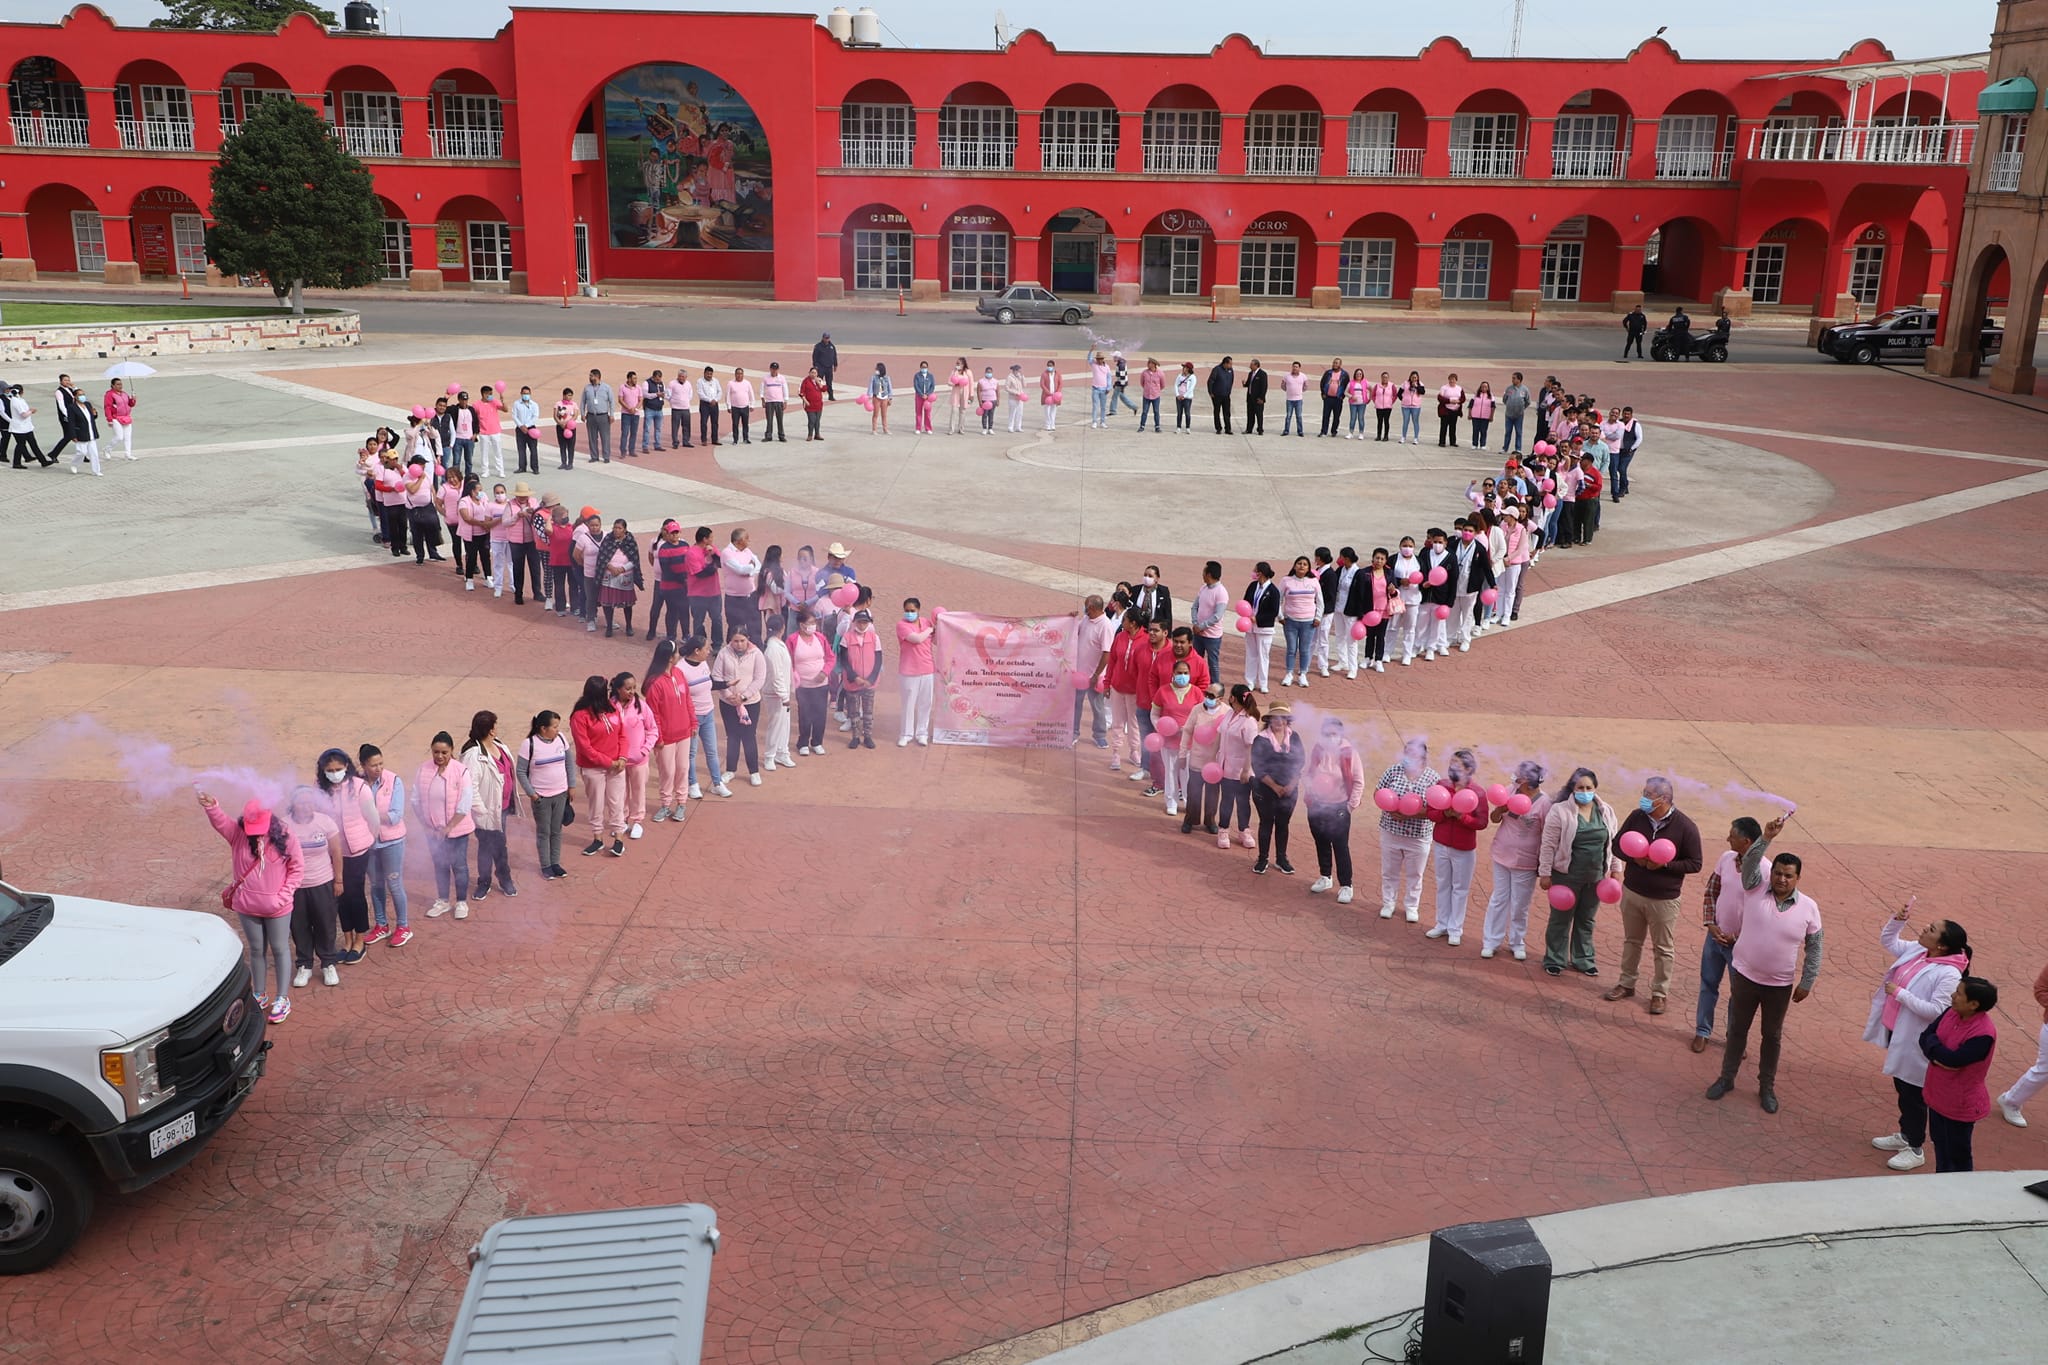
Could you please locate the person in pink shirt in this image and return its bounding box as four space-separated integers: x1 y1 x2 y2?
373 450 411 558
101 377 138 459
788 608 836 756
1467 381 1496 449
1104 611 1150 774
713 626 770 783
609 671 658 840
282 786 345 992
415 731 479 921
571 674 630 855
1137 359 1166 433
1496 505 1531 626
198 791 304 1024
896 596 935 746
476 384 507 476
617 372 645 457
643 639 698 824
665 372 694 448
455 474 493 592
1040 359 1063 430
975 366 1000 435
1150 656 1203 818
1481 761 1551 961
402 455 441 567
1279 361 1310 437
726 368 755 444
501 481 540 606
1214 685 1261 850
949 358 974 435
516 710 577 880
1370 370 1396 442
1177 682 1226 835
1436 372 1467 447
1303 715 1366 902
1345 367 1369 439
316 747 378 962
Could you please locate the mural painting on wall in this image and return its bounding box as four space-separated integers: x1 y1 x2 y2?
603 63 772 252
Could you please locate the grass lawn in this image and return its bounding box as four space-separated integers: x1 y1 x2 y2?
0 301 342 327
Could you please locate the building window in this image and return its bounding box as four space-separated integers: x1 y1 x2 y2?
7 71 90 146
948 231 1008 293
1848 244 1884 306
380 218 412 280
1439 239 1492 300
1337 238 1394 299
1245 110 1319 175
938 105 1016 170
118 83 194 150
1238 238 1298 297
1539 241 1583 301
1141 235 1202 296
171 213 207 276
1042 106 1117 171
1656 114 1722 177
1743 243 1785 304
842 103 913 168
434 93 503 158
853 228 911 291
467 220 511 282
1449 112 1519 176
1142 108 1220 173
1991 115 2028 192
1551 114 1619 176
339 90 403 156
1346 111 1404 174
70 209 106 273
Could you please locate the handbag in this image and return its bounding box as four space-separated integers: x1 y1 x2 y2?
220 855 257 912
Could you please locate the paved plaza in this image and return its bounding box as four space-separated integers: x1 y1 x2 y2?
0 311 2045 1364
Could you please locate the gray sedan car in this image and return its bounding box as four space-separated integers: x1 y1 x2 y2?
974 285 1092 326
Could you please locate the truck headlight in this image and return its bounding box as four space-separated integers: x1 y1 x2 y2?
100 1028 175 1119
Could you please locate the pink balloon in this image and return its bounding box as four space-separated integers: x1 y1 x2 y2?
1485 783 1510 805
562 422 578 437
1235 599 1254 616
1596 877 1624 904
1373 788 1400 812
932 606 947 617
446 382 461 396
1142 732 1163 752
497 381 510 398
1201 761 1224 785
1506 793 1532 815
1155 715 1180 739
1542 495 1558 509
410 404 429 420
1548 883 1577 910
1451 787 1479 814
1649 837 1678 865
1426 566 1448 587
1479 588 1498 605
1349 620 1368 640
1397 793 1423 816
1193 723 1218 746
1233 618 1250 633
1539 478 1555 492
1424 784 1453 811
1433 605 1450 620
1617 830 1649 859
1070 671 1093 691
831 585 858 608
1406 571 1422 586
1362 611 1383 627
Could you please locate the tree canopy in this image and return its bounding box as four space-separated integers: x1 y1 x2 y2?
151 1 339 30
206 97 384 312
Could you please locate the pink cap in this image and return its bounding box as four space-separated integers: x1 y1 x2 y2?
240 799 272 836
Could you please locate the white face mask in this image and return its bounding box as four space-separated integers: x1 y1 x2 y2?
322 769 346 786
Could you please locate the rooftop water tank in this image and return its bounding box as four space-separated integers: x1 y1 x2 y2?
825 6 853 43
342 1 380 33
849 5 881 47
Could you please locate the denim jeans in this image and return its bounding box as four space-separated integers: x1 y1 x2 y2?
1696 932 1734 1038
1348 403 1366 434
429 832 471 901
1140 396 1161 430
1282 398 1305 434
1281 617 1315 676
619 410 641 455
645 406 664 448
367 838 408 928
452 437 476 476
1399 408 1421 440
1502 412 1524 451
1113 386 1139 414
1193 633 1221 679
1090 388 1110 424
1072 687 1108 745
688 725 723 789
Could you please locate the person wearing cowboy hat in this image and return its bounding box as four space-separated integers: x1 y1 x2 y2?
824 542 857 582
501 481 542 606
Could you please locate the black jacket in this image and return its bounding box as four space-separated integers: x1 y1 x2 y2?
1624 309 1647 336
1207 364 1235 400
1243 367 1268 405
1318 564 1345 614
1131 584 1173 630
1342 567 1386 617
812 339 838 372
55 385 91 439
1243 578 1279 628
1420 546 1457 606
1320 367 1348 401
1449 540 1495 598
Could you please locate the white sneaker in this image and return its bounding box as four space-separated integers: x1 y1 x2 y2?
714 783 733 797
1405 909 1419 923
838 720 852 732
1458 640 1470 653
427 899 452 917
778 755 797 769
918 737 930 746
1281 673 1294 686
721 772 736 786
629 822 644 840
1512 946 1527 961
465 581 475 592
1335 886 1353 904
688 783 703 799
899 737 910 747
453 900 469 920
1401 655 1413 667
1379 904 1395 919
1886 1148 1926 1171
1425 926 1448 939
494 585 503 599
1309 876 1332 893
1346 668 1358 680
322 964 340 987
750 773 762 786
1297 675 1308 689
1480 947 1496 959
1127 769 1146 782
1375 661 1386 673
799 746 811 756
1165 799 1178 816
292 965 313 989
1999 1096 2029 1127
1448 933 1462 946
1318 665 1330 678
1871 1133 1914 1152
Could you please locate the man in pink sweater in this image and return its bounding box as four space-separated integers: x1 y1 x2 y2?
1704 816 1821 1115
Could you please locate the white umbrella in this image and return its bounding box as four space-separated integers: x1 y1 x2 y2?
103 362 157 381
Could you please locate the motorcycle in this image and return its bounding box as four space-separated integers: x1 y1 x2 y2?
1649 324 1729 363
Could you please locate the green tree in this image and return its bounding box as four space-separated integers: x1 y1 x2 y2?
206 98 382 313
151 0 339 28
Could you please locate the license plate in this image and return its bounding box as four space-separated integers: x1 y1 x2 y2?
147 1111 197 1159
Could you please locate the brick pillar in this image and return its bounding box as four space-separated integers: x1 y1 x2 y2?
1110 235 1142 304
1011 230 1041 286
192 89 226 153
408 220 444 290
1804 234 1854 343
1624 119 1658 181
99 214 140 285
1613 243 1649 312
400 96 429 159
86 85 120 150
1322 113 1350 178
1311 238 1345 309
1711 244 1751 317
1211 237 1241 306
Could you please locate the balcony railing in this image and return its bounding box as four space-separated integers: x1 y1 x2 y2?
1040 137 1117 172
938 136 1014 171
1449 146 1525 178
339 123 403 157
1346 145 1422 177
431 127 504 159
1244 142 1320 176
1143 140 1219 174
1988 150 2024 192
841 135 913 168
9 114 91 148
571 132 598 161
1655 149 1733 179
1551 146 1626 178
1745 122 1975 166
116 117 195 151
218 119 241 140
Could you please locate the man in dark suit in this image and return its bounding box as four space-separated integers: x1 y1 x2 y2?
1418 528 1457 661
1319 359 1348 436
1447 517 1496 653
47 374 89 465
1206 356 1235 434
1241 359 1267 435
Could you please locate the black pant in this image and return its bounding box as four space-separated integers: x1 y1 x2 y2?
509 542 539 600
1624 331 1645 358
474 827 512 894
1211 397 1233 433
797 685 829 748
820 369 835 400
722 702 761 774
723 594 759 645
1578 497 1600 544
1218 777 1251 830
1363 619 1388 663
731 408 750 442
764 402 786 440
1244 399 1264 434
699 403 721 444
1181 774 1220 831
653 586 688 639
1927 1109 1975 1172
48 420 84 464
1252 786 1295 864
1320 395 1343 435
337 850 371 933
380 504 409 556
688 595 723 648
462 536 492 581
514 427 539 471
1438 413 1459 445
805 408 823 438
290 883 341 968
10 430 51 466
1718 968 1794 1093
1375 408 1392 440
548 564 579 616
1894 1077 1928 1148
1308 804 1352 886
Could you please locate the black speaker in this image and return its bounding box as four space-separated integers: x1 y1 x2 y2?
1419 1217 1551 1364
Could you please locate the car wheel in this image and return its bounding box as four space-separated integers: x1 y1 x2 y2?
995 308 1015 325
1850 344 1877 366
0 1130 94 1275
1062 310 1082 326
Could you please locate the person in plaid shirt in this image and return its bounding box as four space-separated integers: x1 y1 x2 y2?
1375 737 1440 922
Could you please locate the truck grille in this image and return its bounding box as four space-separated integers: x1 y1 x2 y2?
158 960 257 1093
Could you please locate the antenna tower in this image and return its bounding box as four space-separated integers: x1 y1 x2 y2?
1510 0 1525 58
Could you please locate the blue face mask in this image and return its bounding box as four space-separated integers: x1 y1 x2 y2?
1574 790 1596 806
903 611 918 622
1638 796 1656 813
1202 698 1219 710
1172 672 1190 687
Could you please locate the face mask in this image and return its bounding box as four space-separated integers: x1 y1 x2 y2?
1172 672 1189 687
903 611 918 622
1639 796 1656 813
1574 790 1596 805
1142 576 1156 586
1398 548 1415 559
1202 698 1219 710
322 769 345 786
1460 530 1475 542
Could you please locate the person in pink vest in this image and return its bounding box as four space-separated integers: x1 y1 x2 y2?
1369 370 1396 442
101 377 138 460
414 732 478 922
1920 977 2000 1172
282 786 345 992
1705 817 1822 1115
198 791 304 1025
611 670 658 840
359 744 412 947
317 747 379 963
571 674 629 856
1039 359 1062 430
789 609 835 756
1866 902 1973 1173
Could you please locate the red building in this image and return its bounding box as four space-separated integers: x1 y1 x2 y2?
0 5 1991 322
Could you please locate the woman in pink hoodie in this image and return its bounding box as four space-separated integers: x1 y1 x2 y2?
611 670 658 839
1303 715 1366 902
1215 685 1262 851
414 731 479 922
199 791 304 1024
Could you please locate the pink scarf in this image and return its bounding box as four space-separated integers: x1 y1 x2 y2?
1882 948 1969 1031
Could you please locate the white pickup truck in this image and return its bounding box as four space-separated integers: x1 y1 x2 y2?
0 879 268 1273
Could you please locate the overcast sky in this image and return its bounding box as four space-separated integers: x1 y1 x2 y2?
76 0 1988 62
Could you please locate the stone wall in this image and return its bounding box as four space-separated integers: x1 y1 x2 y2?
0 310 359 364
